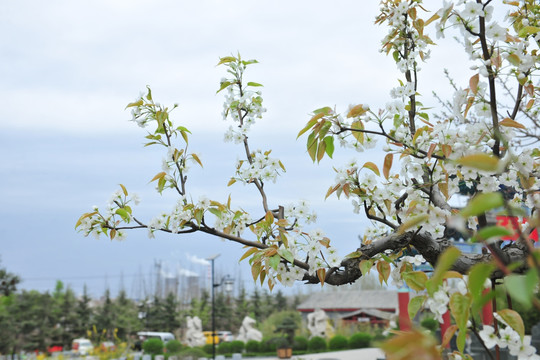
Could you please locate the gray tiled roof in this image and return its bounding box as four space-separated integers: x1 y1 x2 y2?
297 290 398 310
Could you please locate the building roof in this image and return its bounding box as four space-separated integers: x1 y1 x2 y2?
296 290 398 311
340 308 397 321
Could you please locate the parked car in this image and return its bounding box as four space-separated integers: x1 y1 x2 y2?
71 338 94 356
100 341 116 352
218 331 234 342
136 331 175 344
203 331 220 345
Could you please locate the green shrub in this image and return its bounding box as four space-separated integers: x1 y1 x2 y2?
142 338 164 355
348 332 372 349
202 344 213 355
307 336 327 352
420 317 439 332
259 337 278 352
177 347 207 360
217 342 231 354
245 340 260 353
329 335 348 350
230 340 244 353
165 340 182 354
293 336 308 351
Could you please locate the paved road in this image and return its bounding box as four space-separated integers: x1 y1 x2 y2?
249 348 385 360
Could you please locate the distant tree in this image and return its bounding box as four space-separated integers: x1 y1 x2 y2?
248 288 262 323
94 289 115 339
189 290 211 330
58 286 79 347
0 259 20 297
232 287 249 331
160 293 180 332
114 289 140 340
274 290 288 312
74 284 93 338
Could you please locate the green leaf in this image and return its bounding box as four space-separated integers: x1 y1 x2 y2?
468 263 494 302
505 269 539 309
461 192 504 218
119 183 128 196
125 99 143 109
402 271 428 292
497 309 525 340
472 226 514 242
455 153 499 172
397 214 428 235
426 247 461 296
450 292 472 330
207 208 222 218
115 208 131 223
217 81 232 94
408 295 426 320
518 25 540 38
217 56 236 66
359 259 373 275
344 251 362 260
312 106 332 115
269 254 281 270
277 248 295 264
323 136 334 158
247 82 263 87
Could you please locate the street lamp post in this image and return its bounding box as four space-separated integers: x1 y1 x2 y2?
206 254 220 360
206 254 235 360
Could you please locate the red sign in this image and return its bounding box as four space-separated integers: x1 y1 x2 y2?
496 216 538 241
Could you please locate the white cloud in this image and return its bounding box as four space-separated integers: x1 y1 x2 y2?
186 253 210 266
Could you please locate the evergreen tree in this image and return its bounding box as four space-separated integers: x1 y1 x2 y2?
160 292 180 332
75 284 93 338
233 287 249 331
274 290 288 312
248 288 262 323
114 289 140 341
94 289 115 339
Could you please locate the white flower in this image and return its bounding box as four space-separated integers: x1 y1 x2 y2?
498 326 520 349
508 335 539 359
478 325 498 349
197 196 211 210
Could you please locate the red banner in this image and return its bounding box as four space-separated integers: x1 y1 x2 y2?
496 216 538 241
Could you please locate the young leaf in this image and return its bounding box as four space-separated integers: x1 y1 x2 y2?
150 172 167 183
426 247 461 296
119 184 128 196
191 153 203 167
317 268 326 286
362 161 380 176
323 136 334 158
402 271 428 292
455 153 499 172
461 192 504 218
497 309 525 340
500 117 526 129
408 295 426 321
382 154 393 179
396 214 428 235
377 260 391 285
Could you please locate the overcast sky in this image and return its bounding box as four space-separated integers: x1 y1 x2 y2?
0 0 469 298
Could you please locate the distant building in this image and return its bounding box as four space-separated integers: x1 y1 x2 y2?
296 290 398 326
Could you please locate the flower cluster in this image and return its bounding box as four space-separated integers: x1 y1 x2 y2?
479 323 539 359
232 150 285 184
